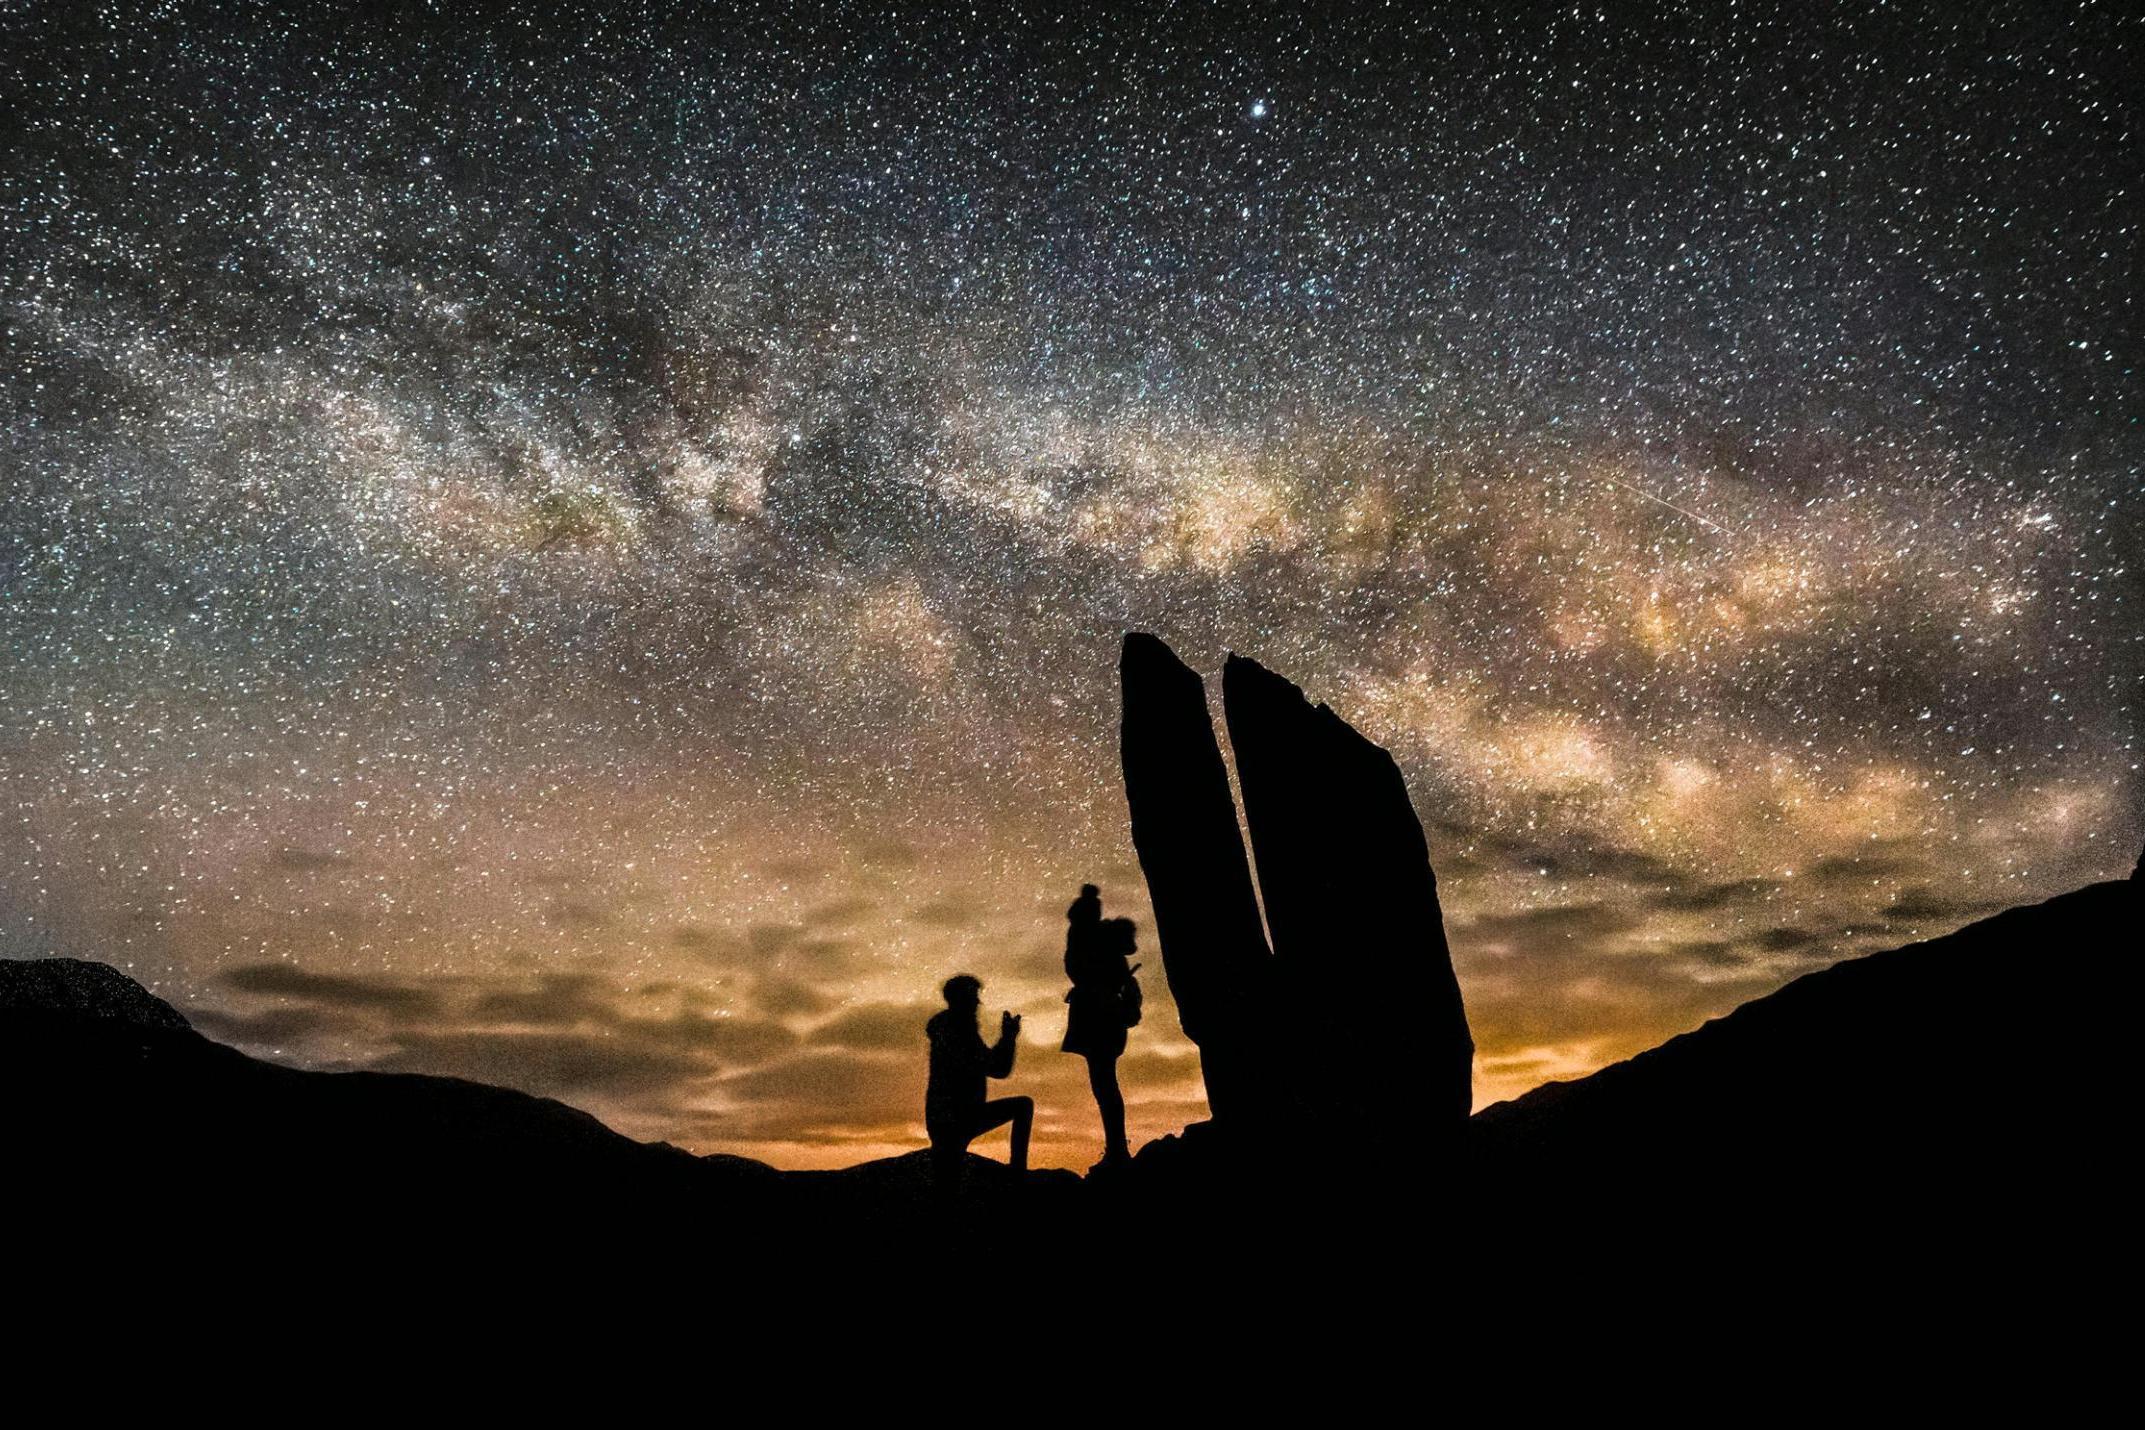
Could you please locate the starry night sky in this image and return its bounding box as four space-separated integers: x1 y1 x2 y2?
4 2 2139 1168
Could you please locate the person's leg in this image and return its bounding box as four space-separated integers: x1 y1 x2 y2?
972 1096 1034 1174
1007 1095 1032 1174
927 1120 968 1192
1088 1054 1129 1161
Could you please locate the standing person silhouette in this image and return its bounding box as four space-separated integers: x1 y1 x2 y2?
925 974 1030 1185
1061 885 1141 1170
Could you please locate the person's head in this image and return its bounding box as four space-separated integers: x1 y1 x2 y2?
1101 916 1136 956
942 974 983 1011
1068 882 1102 925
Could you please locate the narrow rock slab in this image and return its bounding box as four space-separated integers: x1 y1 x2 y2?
1119 633 1279 1124
1223 654 1473 1127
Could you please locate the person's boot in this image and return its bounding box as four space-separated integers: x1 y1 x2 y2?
1090 1143 1133 1177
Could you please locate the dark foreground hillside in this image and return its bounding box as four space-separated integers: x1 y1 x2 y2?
1463 874 2134 1231
6 869 2134 1285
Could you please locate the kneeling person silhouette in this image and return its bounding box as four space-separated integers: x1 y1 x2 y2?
925 974 1031 1186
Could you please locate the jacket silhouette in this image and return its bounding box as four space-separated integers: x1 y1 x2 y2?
1059 887 1139 1168
1061 912 1136 1058
926 1010 1017 1124
925 975 1030 1177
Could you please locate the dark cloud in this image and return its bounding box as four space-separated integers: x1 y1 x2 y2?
1754 925 1824 953
1649 878 1782 912
206 961 797 1114
1475 1049 1568 1080
1462 928 1785 1060
219 962 443 1017
1460 901 1647 945
545 898 612 930
853 837 920 870
804 896 874 930
1808 850 1927 886
187 1003 358 1046
1117 1048 1204 1088
908 894 983 929
1883 888 2005 923
677 922 859 976
469 971 616 1025
777 937 858 979
1443 828 1689 890
806 1001 931 1052
1662 939 1749 968
636 1010 799 1064
464 974 798 1065
753 974 833 1019
373 1028 712 1100
672 924 734 958
721 1050 922 1139
748 923 804 956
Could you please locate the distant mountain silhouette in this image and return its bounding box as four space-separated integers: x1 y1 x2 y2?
3 958 1093 1263
2 957 745 1229
0 956 193 1033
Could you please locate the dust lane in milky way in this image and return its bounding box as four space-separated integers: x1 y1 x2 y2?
3 4 2138 1167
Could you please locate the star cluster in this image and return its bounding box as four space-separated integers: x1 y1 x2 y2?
3 2 2138 1167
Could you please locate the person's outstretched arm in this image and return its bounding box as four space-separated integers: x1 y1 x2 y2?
987 1012 1020 1079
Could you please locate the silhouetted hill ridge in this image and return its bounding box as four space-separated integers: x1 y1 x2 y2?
0 956 193 1033
2 957 749 1223
1465 875 2133 1216
7 869 2134 1251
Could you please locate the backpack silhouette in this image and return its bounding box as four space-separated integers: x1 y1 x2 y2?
1117 965 1143 1029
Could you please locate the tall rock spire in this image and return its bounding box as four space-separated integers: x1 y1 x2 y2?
1118 633 1279 1124
1221 655 1474 1128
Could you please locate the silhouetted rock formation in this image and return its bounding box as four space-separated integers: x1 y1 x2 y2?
1118 633 1281 1124
1222 654 1473 1130
1120 634 1473 1136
